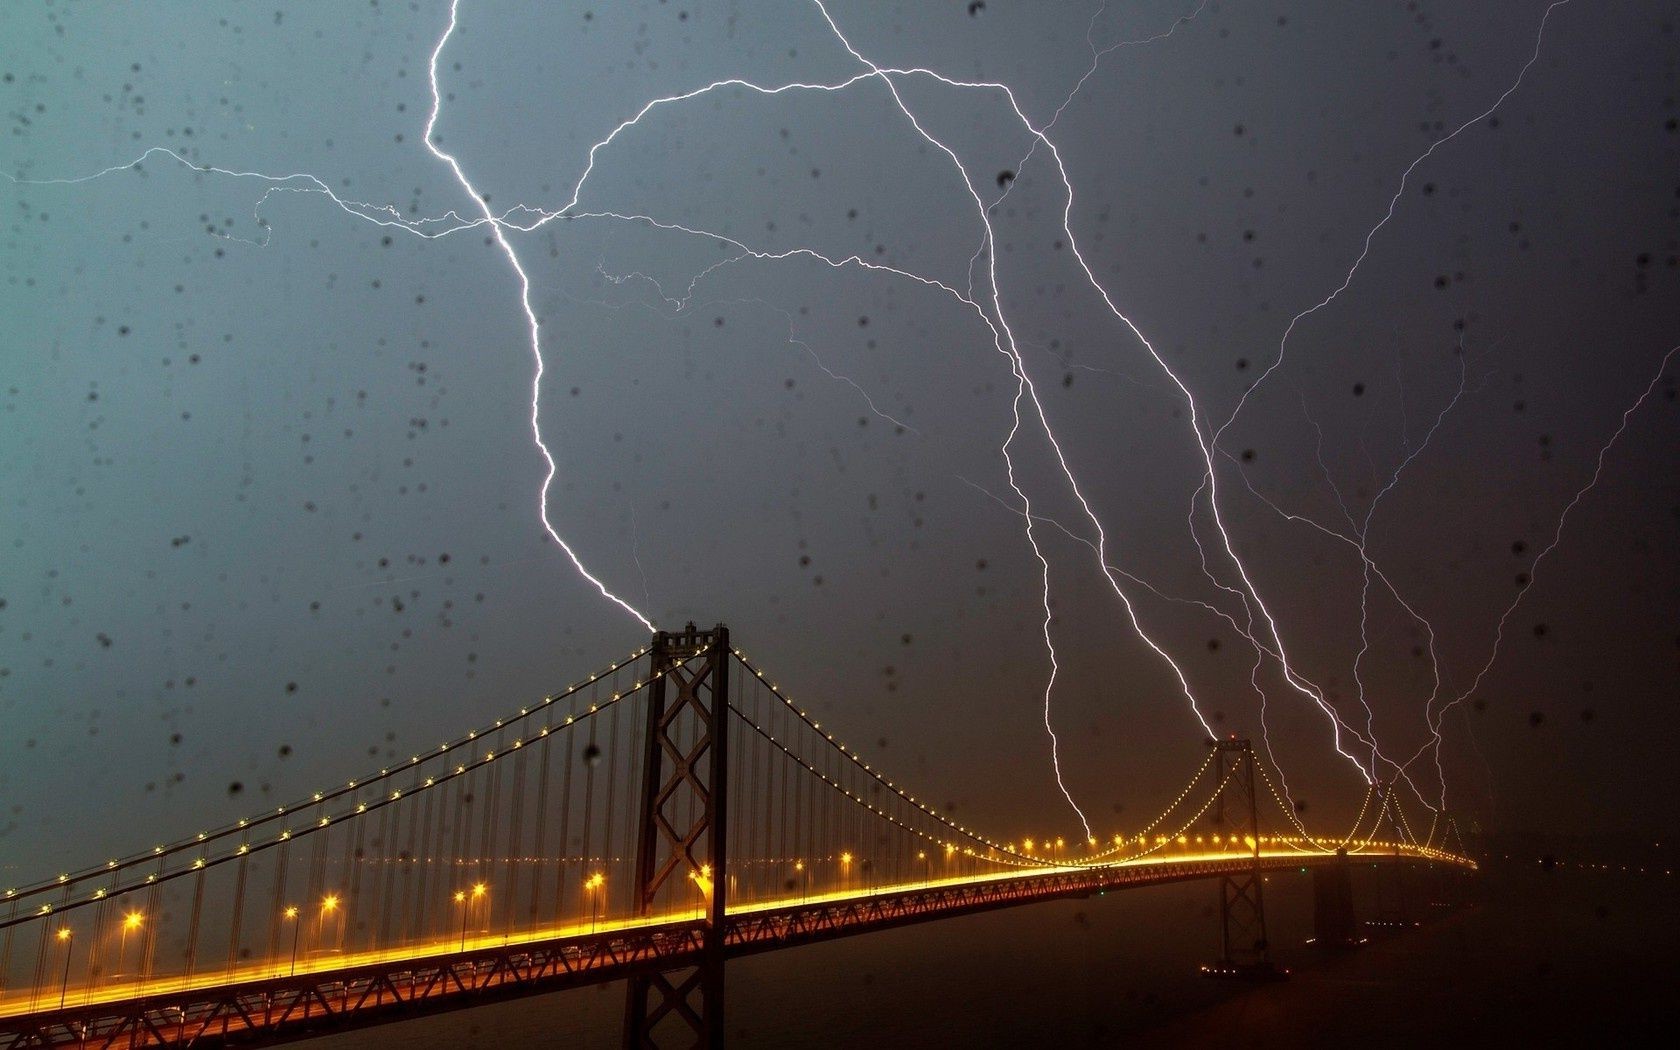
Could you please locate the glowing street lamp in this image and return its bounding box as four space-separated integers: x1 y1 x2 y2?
840 851 853 892
453 884 485 951
584 873 605 933
689 864 714 905
795 860 808 903
317 893 341 953
116 911 143 983
55 928 73 1010
283 906 301 976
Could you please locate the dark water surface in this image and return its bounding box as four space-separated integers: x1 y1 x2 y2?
326 858 1672 1047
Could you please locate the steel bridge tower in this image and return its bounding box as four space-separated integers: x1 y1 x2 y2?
1201 738 1283 979
624 623 731 1049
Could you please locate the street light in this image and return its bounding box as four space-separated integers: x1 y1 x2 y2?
117 911 143 984
795 861 808 903
453 884 485 952
55 928 73 1010
283 906 301 976
840 852 853 893
584 873 605 933
318 893 340 953
688 864 714 913
469 882 486 948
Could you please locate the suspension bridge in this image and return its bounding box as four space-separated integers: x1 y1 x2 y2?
0 624 1474 1047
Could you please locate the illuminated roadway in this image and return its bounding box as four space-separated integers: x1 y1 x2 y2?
0 841 1473 1047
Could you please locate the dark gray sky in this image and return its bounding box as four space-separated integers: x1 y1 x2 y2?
2 0 1677 880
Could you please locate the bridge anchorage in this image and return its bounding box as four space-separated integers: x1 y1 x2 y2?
0 624 1476 1048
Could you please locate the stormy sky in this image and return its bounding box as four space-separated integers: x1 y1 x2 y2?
2 0 1677 880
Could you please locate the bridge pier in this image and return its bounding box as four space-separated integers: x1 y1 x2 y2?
1199 739 1286 981
623 624 731 1050
1308 849 1364 949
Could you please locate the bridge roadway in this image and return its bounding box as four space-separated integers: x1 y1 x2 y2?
0 844 1470 1048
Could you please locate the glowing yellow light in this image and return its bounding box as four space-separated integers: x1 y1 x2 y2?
284 906 299 920
55 928 71 942
840 852 852 865
321 894 340 913
122 911 143 932
472 882 487 899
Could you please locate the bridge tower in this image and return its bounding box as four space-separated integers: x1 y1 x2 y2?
1369 781 1417 930
1200 738 1283 979
624 623 731 1049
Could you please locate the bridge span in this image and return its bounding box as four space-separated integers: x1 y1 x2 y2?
0 625 1474 1048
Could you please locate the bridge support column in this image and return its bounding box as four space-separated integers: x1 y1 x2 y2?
624 623 730 1050
1368 784 1418 933
1200 738 1285 980
1309 848 1363 949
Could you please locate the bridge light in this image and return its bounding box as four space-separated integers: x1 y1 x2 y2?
55 927 71 942
321 894 340 913
472 882 487 900
284 906 299 920
122 911 143 932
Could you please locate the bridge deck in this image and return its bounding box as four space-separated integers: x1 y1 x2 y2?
0 846 1470 1049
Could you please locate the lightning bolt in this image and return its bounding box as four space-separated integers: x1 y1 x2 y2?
1348 351 1469 779
1403 343 1680 804
6 0 1634 842
422 1 655 631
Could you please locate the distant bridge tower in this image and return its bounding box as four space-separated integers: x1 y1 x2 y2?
1201 738 1282 979
624 623 731 1048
